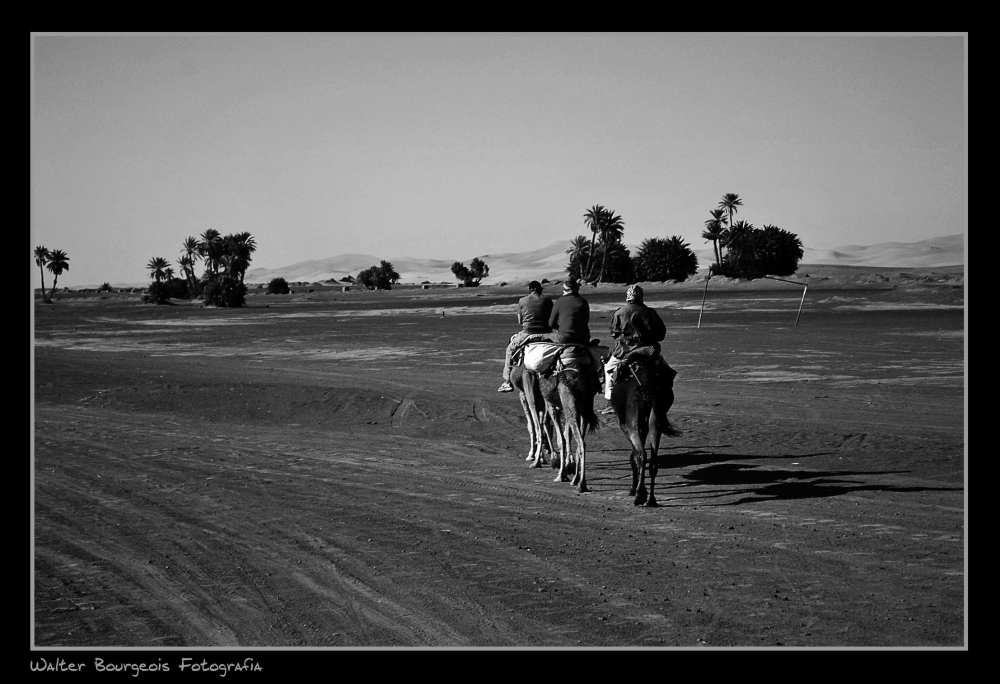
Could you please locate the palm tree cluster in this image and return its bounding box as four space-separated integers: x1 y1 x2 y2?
34 246 70 303
575 205 626 284
147 230 257 306
145 256 185 303
702 194 804 278
358 260 401 290
451 257 490 287
566 207 697 284
633 237 699 282
721 223 804 279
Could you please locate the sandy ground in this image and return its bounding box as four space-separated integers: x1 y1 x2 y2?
33 270 965 649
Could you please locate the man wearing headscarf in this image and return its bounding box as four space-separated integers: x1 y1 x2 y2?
498 280 553 392
603 284 673 402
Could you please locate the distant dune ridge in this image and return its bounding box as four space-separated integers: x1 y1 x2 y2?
241 233 964 286
82 233 963 290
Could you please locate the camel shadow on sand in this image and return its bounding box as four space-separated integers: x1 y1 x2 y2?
581 447 962 506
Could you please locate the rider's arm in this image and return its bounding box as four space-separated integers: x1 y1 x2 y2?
649 309 666 342
609 309 624 338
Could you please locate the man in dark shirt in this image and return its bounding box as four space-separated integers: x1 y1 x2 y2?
498 280 553 392
547 277 591 345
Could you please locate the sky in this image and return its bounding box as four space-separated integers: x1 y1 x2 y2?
31 33 967 287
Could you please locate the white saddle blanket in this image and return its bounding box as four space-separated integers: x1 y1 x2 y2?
523 343 564 375
523 343 609 375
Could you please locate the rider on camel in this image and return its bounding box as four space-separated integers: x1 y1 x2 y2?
603 284 675 405
497 280 553 392
549 277 603 389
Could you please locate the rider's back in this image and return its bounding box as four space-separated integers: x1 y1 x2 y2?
518 292 553 333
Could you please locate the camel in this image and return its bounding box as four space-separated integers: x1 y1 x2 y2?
608 354 681 506
509 364 559 468
535 348 602 492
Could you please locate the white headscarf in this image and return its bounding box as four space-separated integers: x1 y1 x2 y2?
626 284 644 304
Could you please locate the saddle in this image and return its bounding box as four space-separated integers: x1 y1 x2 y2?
510 333 552 366
521 341 609 378
609 345 677 389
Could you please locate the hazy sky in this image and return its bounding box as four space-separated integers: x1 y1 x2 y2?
31 33 967 287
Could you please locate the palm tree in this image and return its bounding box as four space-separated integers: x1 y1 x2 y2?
177 255 195 296
45 249 70 297
566 235 591 280
582 205 605 282
597 233 635 284
180 236 201 293
198 229 223 275
702 208 727 268
719 220 757 276
229 232 257 284
718 193 743 250
595 210 625 284
147 256 170 283
34 246 50 302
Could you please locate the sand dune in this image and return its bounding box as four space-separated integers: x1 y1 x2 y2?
87 233 963 290
241 233 964 286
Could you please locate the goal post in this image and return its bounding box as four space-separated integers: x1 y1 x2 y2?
696 275 808 328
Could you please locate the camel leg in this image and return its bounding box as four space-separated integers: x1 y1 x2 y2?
555 416 572 482
573 415 589 493
646 409 661 507
542 404 564 475
621 423 640 496
568 418 581 486
518 391 540 462
620 414 648 501
556 382 589 491
532 407 552 467
524 375 548 468
632 445 648 505
633 411 650 506
542 409 561 469
646 389 675 506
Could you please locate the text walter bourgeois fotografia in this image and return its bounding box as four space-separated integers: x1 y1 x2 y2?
30 656 263 676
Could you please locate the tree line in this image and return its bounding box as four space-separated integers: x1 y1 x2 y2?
566 205 699 284
567 195 804 284
354 258 489 290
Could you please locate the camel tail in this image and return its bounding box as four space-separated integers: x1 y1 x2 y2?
578 400 600 434
659 414 682 438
